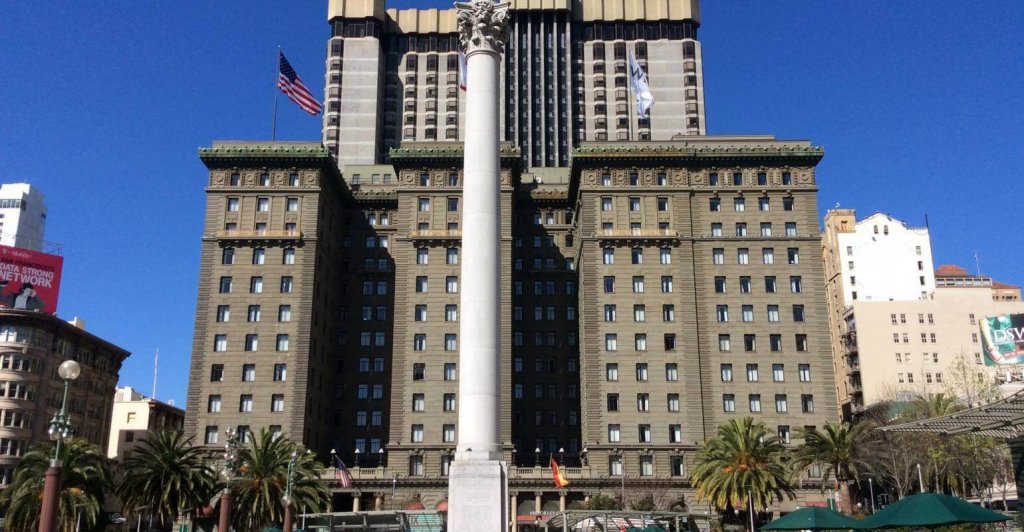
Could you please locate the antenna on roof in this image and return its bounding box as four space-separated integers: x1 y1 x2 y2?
924 214 930 229
974 252 981 277
152 348 159 400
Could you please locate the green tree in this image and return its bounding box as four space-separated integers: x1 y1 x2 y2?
690 418 794 516
585 493 620 510
227 430 329 532
117 430 217 529
794 422 867 513
0 439 112 532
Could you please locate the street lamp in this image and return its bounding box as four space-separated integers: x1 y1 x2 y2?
282 450 299 532
39 360 80 532
534 447 541 467
354 447 361 468
219 427 241 532
558 447 565 465
378 447 385 468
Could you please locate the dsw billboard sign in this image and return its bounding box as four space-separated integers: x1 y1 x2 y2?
0 245 63 314
981 313 1024 365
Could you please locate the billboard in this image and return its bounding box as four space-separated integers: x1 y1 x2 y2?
981 313 1024 365
0 245 64 314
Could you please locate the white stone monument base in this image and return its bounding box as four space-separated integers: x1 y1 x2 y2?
447 460 508 532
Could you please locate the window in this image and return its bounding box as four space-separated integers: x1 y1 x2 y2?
271 394 285 412
736 223 747 237
742 305 754 322
416 277 428 293
767 305 780 322
740 277 752 293
247 305 261 322
250 276 264 293
244 334 258 351
760 222 772 236
801 395 814 413
663 305 675 322
216 305 230 322
633 305 646 322
447 197 459 211
601 197 613 211
210 364 224 381
280 276 293 293
636 394 649 411
790 276 802 293
446 248 459 264
712 248 724 264
415 305 427 321
412 394 425 411
765 276 777 293
442 424 456 443
738 248 749 265
411 425 424 443
770 335 782 352
256 197 270 212
762 248 774 264
239 395 253 412
638 425 652 443
793 305 805 322
273 364 287 382
446 276 458 293
608 424 621 443
720 364 733 381
207 395 221 413
227 197 240 212
746 364 759 382
631 248 643 264
749 394 762 412
714 277 727 294
773 364 785 382
418 198 430 212
667 394 680 412
783 197 794 211
659 247 672 265
787 248 800 264
719 334 731 351
795 334 808 351
785 222 797 236
709 198 721 211
282 248 295 265
629 197 641 211
775 395 788 413
605 334 618 351
657 197 669 211
635 363 649 381
219 276 232 293
661 276 673 292
716 305 729 323
222 248 235 265
286 198 299 212
632 276 644 293
723 394 736 412
416 248 429 264
445 334 457 351
666 363 679 381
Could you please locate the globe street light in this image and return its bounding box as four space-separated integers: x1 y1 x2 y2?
219 427 240 532
282 450 299 532
39 360 80 532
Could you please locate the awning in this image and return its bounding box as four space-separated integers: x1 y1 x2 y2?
881 390 1024 437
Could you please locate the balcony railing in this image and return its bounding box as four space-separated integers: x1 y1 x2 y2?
214 230 301 240
408 229 461 239
594 229 679 239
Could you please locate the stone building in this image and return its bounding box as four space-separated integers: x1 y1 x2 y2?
106 386 185 460
0 310 129 486
185 136 837 516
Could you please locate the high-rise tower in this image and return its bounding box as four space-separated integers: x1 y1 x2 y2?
322 0 706 171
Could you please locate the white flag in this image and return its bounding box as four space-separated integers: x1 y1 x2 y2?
628 52 654 117
458 49 467 91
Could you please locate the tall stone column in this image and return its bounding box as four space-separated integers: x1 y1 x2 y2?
448 1 510 531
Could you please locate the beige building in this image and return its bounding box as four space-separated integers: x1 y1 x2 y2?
823 208 1023 418
0 310 129 486
323 0 707 171
106 386 184 460
185 136 838 514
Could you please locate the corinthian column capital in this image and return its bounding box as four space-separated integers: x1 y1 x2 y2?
456 0 510 55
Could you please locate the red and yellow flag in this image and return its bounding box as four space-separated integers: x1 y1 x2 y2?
550 458 570 488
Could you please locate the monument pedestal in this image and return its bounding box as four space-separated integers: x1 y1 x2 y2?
447 460 508 532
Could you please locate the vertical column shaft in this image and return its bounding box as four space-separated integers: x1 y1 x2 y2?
457 47 503 460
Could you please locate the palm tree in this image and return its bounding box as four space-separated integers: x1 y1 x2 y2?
690 418 794 521
906 392 961 420
794 422 866 513
0 439 112 532
227 430 329 532
117 430 217 530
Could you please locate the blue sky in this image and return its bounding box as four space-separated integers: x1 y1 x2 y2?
1 1 1021 408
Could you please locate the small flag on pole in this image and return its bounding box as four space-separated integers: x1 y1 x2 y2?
628 51 654 117
278 51 322 115
458 49 468 91
550 458 570 488
334 455 353 488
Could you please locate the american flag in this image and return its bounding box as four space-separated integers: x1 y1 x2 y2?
334 455 353 488
278 51 322 115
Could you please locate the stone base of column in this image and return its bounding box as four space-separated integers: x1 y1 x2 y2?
447 460 507 532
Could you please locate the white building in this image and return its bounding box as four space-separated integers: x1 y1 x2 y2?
824 210 935 304
0 183 47 251
107 386 185 460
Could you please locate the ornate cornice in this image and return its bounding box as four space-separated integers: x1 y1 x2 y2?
570 143 825 167
199 143 333 168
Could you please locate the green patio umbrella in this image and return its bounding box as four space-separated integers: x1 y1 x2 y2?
856 492 1010 529
760 506 862 531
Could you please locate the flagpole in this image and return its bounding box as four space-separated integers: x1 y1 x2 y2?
272 47 280 141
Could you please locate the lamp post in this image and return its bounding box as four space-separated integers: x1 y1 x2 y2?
218 427 240 532
378 447 385 468
558 447 564 465
282 450 299 532
534 448 541 467
39 360 80 532
868 478 875 513
916 463 925 493
354 447 361 468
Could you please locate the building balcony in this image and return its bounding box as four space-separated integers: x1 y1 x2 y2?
408 229 461 240
594 229 680 243
213 230 302 241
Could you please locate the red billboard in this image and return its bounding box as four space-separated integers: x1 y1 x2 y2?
0 245 64 314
